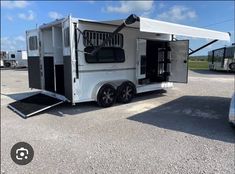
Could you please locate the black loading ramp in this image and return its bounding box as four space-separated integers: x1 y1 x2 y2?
8 93 64 118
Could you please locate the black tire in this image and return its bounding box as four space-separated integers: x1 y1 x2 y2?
4 62 11 68
229 63 235 71
117 81 136 104
229 122 235 128
97 84 116 107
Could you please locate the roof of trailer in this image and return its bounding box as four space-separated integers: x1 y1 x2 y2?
94 17 230 41
39 17 95 29
40 18 65 29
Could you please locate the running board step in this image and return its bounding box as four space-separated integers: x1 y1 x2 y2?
8 93 64 118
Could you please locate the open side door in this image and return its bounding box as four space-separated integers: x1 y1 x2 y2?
62 17 74 102
168 40 189 83
26 29 42 89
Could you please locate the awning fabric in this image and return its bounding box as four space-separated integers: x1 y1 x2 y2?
139 17 230 41
99 17 230 41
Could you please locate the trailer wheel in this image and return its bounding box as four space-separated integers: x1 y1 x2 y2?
97 84 116 107
229 63 235 71
4 62 11 68
117 81 136 104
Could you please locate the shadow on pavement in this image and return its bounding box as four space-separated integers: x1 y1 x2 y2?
49 90 167 117
1 67 27 71
4 90 167 117
13 68 28 71
128 95 235 143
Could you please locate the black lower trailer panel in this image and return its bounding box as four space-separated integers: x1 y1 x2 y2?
8 93 64 118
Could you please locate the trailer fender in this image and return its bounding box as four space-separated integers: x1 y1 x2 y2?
91 80 134 101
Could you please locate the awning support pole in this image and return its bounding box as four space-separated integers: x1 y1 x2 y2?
189 39 218 56
91 14 139 56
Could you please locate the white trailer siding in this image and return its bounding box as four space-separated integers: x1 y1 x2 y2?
24 15 230 106
74 21 172 102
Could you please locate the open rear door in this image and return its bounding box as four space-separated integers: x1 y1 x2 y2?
8 93 64 118
62 16 74 102
26 29 42 89
168 40 189 83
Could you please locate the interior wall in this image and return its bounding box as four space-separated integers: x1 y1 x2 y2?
53 26 63 64
42 29 53 56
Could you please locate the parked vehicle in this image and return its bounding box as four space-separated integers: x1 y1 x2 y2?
8 14 230 118
208 44 235 71
0 51 7 67
3 50 28 68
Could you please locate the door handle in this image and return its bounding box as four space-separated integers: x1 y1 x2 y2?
183 60 187 63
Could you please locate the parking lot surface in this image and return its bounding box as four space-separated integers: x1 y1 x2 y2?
1 68 235 174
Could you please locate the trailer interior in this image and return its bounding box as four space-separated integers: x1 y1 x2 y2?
40 24 65 95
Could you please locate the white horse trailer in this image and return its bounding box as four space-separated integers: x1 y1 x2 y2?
208 44 235 71
3 50 28 68
8 14 230 118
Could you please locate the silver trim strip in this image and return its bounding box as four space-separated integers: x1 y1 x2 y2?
8 105 27 118
79 67 136 73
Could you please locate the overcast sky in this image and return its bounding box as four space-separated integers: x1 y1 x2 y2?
1 1 234 55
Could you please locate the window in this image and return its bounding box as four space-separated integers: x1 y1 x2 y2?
213 48 224 62
64 27 70 47
29 36 38 50
84 47 125 63
83 30 123 48
11 54 15 58
225 47 235 58
208 51 213 62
